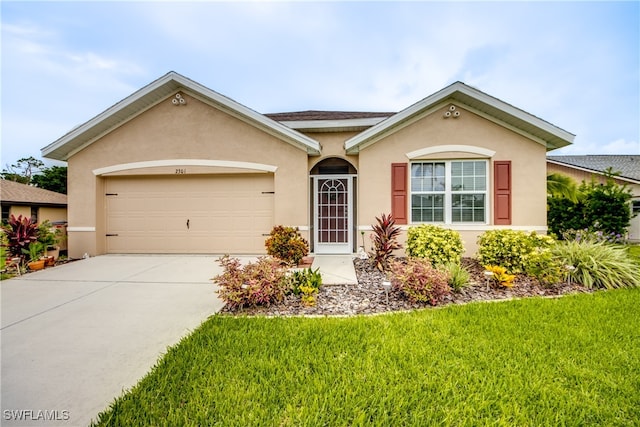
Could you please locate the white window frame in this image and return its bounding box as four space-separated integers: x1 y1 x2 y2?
410 160 489 225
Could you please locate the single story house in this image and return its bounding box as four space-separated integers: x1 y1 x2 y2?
42 72 574 259
0 179 67 225
547 155 640 242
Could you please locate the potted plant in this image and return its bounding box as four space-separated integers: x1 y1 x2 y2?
23 242 46 271
38 221 63 263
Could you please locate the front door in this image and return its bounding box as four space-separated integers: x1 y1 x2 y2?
314 175 353 254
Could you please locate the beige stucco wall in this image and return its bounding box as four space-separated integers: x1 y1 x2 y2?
67 92 310 258
9 205 31 219
357 104 549 255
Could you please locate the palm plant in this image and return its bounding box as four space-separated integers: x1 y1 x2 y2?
547 173 580 202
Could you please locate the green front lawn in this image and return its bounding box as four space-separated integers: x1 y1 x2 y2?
93 289 640 426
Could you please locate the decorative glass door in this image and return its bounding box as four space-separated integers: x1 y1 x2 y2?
314 176 352 254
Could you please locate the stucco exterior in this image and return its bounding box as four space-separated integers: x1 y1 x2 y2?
42 72 574 258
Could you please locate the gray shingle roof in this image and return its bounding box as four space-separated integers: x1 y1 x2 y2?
547 155 640 183
0 179 67 206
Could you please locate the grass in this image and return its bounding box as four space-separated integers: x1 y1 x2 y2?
92 289 640 426
628 244 640 262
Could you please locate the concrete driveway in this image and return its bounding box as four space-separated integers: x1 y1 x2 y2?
1 255 239 426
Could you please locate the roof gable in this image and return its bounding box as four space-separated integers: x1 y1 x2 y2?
0 180 67 206
344 82 575 154
42 72 321 161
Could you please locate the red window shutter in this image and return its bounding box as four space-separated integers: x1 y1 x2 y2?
391 163 408 224
493 161 512 225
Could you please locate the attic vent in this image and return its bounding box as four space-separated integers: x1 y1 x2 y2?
171 93 187 106
443 105 461 119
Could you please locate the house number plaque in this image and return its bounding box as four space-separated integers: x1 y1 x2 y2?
175 168 187 174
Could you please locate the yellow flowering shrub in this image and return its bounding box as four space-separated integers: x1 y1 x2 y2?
406 225 464 266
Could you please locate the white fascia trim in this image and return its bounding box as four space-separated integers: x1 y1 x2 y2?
93 159 278 176
67 227 96 232
280 117 388 130
406 145 496 159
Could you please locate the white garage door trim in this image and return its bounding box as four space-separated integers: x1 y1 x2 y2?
94 159 278 176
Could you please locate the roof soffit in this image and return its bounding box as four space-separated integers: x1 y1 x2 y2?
41 72 321 161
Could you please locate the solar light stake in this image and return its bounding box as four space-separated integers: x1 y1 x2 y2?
382 280 392 306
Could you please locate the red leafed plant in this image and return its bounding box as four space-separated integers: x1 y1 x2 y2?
389 258 451 305
213 255 289 310
2 214 39 258
370 213 402 271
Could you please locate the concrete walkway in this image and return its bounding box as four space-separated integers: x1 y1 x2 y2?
311 255 358 285
1 255 236 427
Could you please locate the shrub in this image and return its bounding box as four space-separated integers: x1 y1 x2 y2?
406 224 464 266
286 267 322 306
369 213 402 271
548 172 633 238
525 247 564 287
476 230 555 274
265 226 309 266
484 265 516 288
551 240 640 289
213 256 289 309
389 258 450 305
445 262 470 292
2 214 39 258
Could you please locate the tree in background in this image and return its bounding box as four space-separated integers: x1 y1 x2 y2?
547 173 579 202
548 170 633 239
1 156 44 184
31 166 67 194
1 156 67 194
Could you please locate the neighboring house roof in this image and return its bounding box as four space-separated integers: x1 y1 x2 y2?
265 111 396 121
344 81 575 154
547 155 640 184
42 71 322 161
0 180 67 206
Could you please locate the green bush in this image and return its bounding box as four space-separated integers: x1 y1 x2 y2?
552 240 640 289
286 267 322 295
476 230 556 275
405 224 464 266
265 225 309 266
548 172 633 238
213 256 289 309
389 258 450 305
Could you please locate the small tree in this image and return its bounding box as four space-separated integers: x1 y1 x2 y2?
548 170 633 239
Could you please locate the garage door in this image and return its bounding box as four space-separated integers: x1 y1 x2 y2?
105 174 274 253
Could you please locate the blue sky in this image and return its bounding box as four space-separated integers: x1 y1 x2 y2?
2 1 639 167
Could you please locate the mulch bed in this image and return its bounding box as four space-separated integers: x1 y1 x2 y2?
218 257 592 317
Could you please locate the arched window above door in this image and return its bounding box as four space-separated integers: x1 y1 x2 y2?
310 157 357 175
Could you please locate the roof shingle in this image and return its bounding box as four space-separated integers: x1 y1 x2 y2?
0 179 67 206
547 155 640 183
